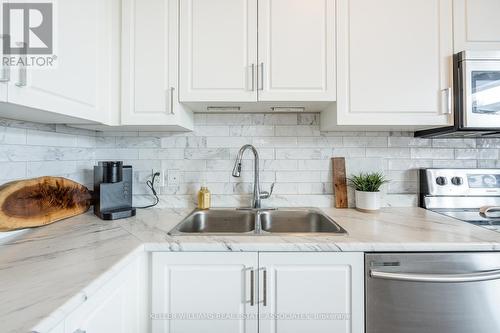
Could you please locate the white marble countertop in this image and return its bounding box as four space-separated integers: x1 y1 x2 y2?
2 207 500 333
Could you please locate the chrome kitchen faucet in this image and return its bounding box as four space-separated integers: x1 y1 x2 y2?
232 144 274 209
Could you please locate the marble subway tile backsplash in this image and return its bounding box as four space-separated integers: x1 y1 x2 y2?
0 119 96 187
1 114 500 208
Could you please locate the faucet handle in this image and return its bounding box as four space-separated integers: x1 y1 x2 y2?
260 183 275 199
269 182 275 196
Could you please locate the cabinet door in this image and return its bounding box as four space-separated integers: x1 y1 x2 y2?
152 252 258 333
121 0 193 130
257 0 335 102
259 252 364 333
179 0 258 102
47 321 64 333
6 0 118 124
64 254 148 333
0 0 8 102
332 0 453 127
454 0 500 51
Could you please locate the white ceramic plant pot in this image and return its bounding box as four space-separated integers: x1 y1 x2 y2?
355 190 381 212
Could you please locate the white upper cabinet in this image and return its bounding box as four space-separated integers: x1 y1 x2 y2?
152 252 259 333
4 0 119 124
0 0 7 103
179 0 258 102
0 56 6 103
258 252 364 333
257 0 335 102
454 0 500 51
121 0 193 130
179 0 335 105
323 0 454 129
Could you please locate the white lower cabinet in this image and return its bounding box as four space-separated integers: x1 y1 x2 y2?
47 321 64 333
152 252 259 333
63 254 148 333
259 252 364 333
152 252 364 333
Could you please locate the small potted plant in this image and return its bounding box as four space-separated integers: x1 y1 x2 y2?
348 172 389 212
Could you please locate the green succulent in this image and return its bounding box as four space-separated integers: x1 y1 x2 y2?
348 172 389 192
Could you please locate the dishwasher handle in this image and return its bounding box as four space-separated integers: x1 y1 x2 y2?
370 268 500 283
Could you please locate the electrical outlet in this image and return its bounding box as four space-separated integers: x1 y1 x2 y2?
151 170 162 186
167 170 181 186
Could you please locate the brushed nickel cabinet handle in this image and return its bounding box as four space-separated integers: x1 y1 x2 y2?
250 63 255 91
0 66 9 83
442 88 452 115
170 87 175 115
0 34 10 82
250 268 255 306
16 67 27 87
263 269 267 306
446 87 452 114
15 42 27 87
258 62 264 91
245 64 255 91
0 35 10 82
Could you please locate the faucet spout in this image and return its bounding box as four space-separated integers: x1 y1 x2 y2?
232 144 273 209
232 162 242 177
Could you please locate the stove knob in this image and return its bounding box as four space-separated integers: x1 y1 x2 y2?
436 176 447 186
451 177 464 186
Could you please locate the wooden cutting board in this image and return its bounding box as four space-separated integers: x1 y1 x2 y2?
0 177 92 231
332 157 348 208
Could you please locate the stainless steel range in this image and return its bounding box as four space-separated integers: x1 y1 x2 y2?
419 168 500 232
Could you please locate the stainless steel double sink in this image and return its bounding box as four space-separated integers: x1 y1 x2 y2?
168 208 347 236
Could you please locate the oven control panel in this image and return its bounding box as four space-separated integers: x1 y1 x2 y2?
420 169 500 196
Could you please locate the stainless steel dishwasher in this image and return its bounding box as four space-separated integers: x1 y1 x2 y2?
366 253 500 333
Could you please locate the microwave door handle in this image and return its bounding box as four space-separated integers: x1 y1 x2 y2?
370 268 500 283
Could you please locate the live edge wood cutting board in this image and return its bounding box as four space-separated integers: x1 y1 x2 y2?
332 157 348 208
0 177 92 231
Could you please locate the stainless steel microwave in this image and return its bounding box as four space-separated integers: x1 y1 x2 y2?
415 51 500 138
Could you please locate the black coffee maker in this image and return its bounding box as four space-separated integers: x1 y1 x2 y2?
93 161 136 220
